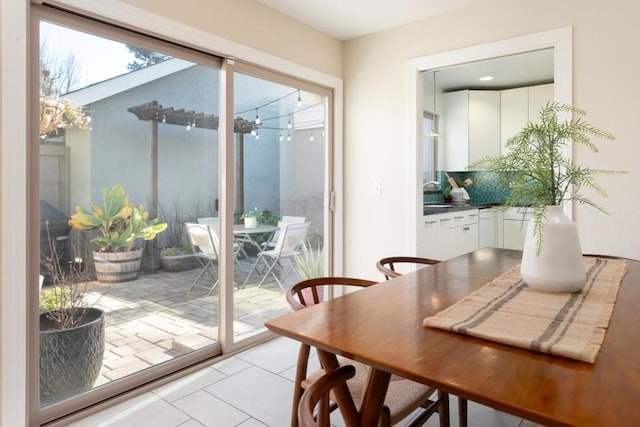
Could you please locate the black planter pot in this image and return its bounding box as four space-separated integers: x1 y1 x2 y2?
39 307 105 406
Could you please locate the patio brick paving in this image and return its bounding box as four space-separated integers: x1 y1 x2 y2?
80 263 294 387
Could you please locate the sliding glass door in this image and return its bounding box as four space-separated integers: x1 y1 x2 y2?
31 5 333 425
229 66 330 340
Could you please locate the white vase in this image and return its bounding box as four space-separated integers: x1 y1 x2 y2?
244 217 257 228
520 205 586 293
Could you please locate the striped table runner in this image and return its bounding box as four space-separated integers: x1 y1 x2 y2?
423 257 628 363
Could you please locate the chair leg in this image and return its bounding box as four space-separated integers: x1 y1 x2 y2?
439 391 450 427
458 397 467 427
256 257 279 288
242 253 266 287
206 278 220 296
190 259 213 290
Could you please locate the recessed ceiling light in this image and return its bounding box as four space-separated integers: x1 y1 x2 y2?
480 76 494 81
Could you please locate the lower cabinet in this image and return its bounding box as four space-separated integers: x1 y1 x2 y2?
502 207 534 250
419 207 537 257
420 209 479 261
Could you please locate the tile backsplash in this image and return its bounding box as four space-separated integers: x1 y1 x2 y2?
424 170 511 205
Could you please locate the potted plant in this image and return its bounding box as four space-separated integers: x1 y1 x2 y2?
69 184 167 283
40 94 91 139
294 241 325 301
160 243 197 272
39 230 105 406
158 202 197 272
471 102 626 292
443 185 453 203
241 207 260 228
294 240 325 280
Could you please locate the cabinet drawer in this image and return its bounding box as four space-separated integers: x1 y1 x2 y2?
445 222 479 259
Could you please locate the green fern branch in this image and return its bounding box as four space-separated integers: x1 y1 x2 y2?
469 102 626 255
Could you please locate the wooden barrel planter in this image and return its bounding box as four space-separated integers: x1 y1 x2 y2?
93 248 143 283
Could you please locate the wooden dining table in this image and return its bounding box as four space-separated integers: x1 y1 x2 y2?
265 248 640 426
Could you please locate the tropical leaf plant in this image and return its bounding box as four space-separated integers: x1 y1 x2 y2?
69 184 167 252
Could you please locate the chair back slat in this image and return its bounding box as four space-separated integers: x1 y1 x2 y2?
376 256 440 280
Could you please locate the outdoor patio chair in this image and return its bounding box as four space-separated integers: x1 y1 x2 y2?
196 217 252 270
196 217 219 224
286 277 450 427
185 222 220 295
262 215 306 250
242 221 310 292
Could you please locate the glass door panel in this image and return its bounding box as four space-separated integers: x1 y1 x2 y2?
231 71 328 339
37 15 223 410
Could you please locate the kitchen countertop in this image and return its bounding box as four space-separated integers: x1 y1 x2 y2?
423 202 502 216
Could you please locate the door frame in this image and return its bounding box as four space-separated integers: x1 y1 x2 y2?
406 27 572 255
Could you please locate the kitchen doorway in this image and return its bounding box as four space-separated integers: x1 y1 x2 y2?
407 27 572 255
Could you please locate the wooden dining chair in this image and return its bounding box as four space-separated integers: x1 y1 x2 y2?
376 256 468 427
286 277 450 427
298 365 359 427
376 256 441 280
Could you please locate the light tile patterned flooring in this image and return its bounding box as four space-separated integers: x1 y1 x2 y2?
61 262 544 426
69 336 544 427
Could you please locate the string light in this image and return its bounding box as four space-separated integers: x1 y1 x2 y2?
162 114 166 123
279 132 283 142
309 132 314 142
255 130 260 140
287 133 292 142
186 121 192 131
287 117 292 129
297 90 302 107
254 108 261 125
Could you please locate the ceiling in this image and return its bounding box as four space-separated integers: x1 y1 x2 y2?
432 49 555 92
254 0 488 41
255 0 554 90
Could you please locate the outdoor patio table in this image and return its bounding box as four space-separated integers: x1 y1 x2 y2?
233 224 278 257
265 248 640 426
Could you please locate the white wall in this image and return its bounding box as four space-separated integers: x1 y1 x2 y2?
342 0 640 279
120 0 343 79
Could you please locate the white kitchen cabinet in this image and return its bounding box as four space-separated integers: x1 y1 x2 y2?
442 90 500 171
503 207 534 250
500 87 528 154
479 207 503 248
420 209 479 260
528 83 554 124
500 84 554 154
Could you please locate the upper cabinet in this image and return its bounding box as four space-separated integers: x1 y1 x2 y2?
500 83 554 154
441 90 501 171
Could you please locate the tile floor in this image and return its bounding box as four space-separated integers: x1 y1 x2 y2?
69 336 544 427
